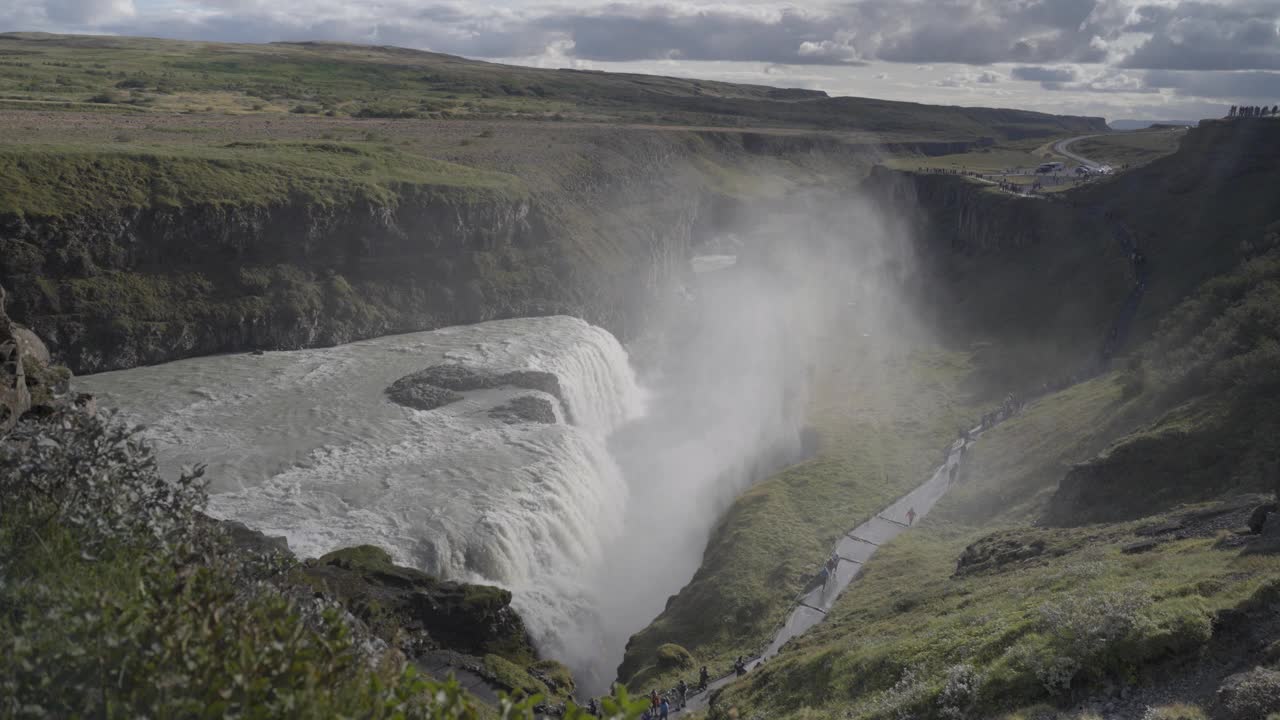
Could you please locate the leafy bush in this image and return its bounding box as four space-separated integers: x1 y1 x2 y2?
0 409 206 556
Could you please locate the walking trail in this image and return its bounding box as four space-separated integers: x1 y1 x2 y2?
679 426 979 713
666 207 1148 717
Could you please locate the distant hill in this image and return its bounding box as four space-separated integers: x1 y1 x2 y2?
0 32 1106 142
1109 119 1200 130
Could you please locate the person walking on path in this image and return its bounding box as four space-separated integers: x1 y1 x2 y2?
650 689 660 715
699 666 710 690
660 696 670 720
906 507 917 526
677 679 688 709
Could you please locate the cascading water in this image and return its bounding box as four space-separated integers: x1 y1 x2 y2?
76 316 645 663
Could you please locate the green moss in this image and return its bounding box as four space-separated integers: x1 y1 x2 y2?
483 655 550 699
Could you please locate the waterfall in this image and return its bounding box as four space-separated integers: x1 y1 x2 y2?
76 315 648 676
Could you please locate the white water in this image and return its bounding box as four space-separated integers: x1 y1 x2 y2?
77 316 646 661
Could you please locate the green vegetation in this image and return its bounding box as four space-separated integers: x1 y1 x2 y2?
0 405 646 717
620 344 984 690
1049 238 1280 523
0 32 1102 140
1072 129 1185 169
706 368 1280 719
625 118 1280 719
0 140 524 217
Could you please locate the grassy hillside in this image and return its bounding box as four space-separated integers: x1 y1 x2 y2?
0 33 1104 140
712 372 1280 719
619 335 987 691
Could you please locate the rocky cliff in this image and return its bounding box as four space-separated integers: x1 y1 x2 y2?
1 128 880 374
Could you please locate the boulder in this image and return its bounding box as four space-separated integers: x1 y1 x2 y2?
1249 503 1278 534
385 364 568 419
1214 667 1280 720
386 376 464 411
489 395 557 425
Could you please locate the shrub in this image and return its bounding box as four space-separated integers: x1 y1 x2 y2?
937 664 983 720
1216 668 1280 720
0 409 207 555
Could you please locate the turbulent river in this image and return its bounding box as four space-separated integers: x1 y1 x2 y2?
77 316 648 674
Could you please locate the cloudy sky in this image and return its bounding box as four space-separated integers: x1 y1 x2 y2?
3 0 1279 121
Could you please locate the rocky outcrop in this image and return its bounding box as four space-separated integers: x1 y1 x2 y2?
489 396 557 425
295 545 537 664
385 364 566 420
386 378 464 412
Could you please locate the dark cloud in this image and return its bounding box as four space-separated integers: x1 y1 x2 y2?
1143 69 1280 99
1011 65 1079 83
1120 1 1280 70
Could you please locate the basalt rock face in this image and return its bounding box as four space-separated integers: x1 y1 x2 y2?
0 283 69 433
0 193 587 375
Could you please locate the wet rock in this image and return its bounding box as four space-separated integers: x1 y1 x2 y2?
1214 667 1280 720
489 395 557 424
386 364 568 419
385 373 464 411
413 364 565 405
296 545 536 664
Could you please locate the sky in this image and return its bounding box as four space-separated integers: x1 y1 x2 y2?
2 0 1278 122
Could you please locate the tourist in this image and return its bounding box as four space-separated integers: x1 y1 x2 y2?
587 698 599 717
660 696 670 720
734 656 747 675
677 679 689 709
650 689 660 714
906 507 917 525
699 666 710 689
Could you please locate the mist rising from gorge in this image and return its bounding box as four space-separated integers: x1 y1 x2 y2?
560 185 924 692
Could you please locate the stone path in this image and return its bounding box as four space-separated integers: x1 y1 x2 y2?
679 428 979 713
